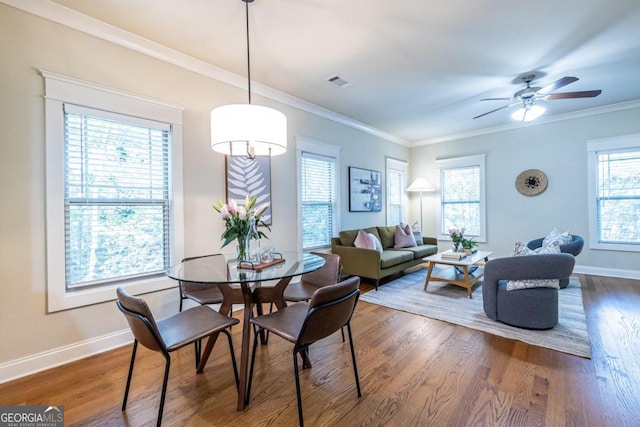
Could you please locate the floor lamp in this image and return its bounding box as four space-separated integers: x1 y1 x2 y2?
407 177 435 231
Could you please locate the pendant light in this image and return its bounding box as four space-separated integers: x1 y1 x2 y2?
210 0 287 158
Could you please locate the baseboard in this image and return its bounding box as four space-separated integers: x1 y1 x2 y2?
0 329 133 384
574 265 640 280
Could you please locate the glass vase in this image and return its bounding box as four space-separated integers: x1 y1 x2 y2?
245 217 261 264
236 235 248 263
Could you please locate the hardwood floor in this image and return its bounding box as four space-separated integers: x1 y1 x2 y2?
1 274 639 426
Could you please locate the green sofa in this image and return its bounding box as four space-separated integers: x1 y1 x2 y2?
331 226 438 290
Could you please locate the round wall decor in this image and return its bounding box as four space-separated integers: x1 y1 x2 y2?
516 169 548 196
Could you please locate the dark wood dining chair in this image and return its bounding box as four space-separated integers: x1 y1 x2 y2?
116 287 239 427
178 254 225 312
247 276 362 427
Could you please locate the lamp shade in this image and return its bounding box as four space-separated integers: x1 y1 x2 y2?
407 177 435 192
511 105 545 122
211 104 287 156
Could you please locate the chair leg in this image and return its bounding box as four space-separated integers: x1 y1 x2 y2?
340 326 345 342
221 329 240 390
346 323 362 397
246 327 262 404
122 340 138 411
194 340 201 369
157 356 171 427
293 347 305 427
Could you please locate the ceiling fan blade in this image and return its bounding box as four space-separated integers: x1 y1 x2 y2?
473 104 511 119
480 97 512 101
546 90 602 99
537 76 579 95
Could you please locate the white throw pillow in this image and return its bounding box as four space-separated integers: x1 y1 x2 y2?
354 229 377 250
370 233 383 253
542 228 572 247
507 241 561 290
394 224 417 248
506 279 560 291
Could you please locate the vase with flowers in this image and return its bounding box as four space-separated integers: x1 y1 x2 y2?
213 196 270 263
449 228 465 252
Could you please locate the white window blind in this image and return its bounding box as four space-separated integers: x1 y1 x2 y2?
595 148 640 245
386 158 407 226
436 154 486 241
301 152 337 250
64 104 171 289
440 166 481 235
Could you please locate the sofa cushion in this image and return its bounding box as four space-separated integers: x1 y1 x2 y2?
380 249 414 269
394 224 417 248
377 226 396 249
392 244 438 259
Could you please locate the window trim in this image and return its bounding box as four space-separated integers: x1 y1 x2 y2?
296 137 341 252
435 154 486 242
587 133 640 253
43 70 185 312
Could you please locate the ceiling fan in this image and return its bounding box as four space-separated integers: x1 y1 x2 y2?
473 74 602 121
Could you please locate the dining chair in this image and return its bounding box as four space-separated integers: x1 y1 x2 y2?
247 276 362 427
283 252 342 302
178 254 225 312
116 287 239 427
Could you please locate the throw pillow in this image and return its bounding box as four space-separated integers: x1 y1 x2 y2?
507 241 562 290
542 228 572 247
394 224 417 248
370 233 384 253
506 279 560 291
354 229 377 250
512 241 535 256
534 241 561 254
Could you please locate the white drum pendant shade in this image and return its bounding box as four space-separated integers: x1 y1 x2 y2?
211 104 287 156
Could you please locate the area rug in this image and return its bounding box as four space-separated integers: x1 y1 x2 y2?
360 268 591 358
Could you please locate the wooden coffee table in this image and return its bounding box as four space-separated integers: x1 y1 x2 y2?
423 250 492 298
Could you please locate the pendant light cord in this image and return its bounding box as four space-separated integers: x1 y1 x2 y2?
245 0 252 104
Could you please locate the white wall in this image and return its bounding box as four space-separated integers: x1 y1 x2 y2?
408 107 640 277
0 4 407 379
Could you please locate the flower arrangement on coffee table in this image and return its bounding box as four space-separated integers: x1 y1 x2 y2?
449 228 477 253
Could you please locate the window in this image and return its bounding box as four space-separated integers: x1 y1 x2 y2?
297 138 340 250
64 105 170 289
44 71 184 312
386 158 408 226
436 154 486 241
588 134 640 252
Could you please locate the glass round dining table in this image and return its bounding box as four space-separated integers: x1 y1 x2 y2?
166 251 325 411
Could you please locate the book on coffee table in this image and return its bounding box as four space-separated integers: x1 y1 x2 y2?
440 251 466 260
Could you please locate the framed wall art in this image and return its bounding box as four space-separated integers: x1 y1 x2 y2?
225 156 272 224
349 166 382 212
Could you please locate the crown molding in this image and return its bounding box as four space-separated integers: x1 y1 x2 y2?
413 99 640 146
2 0 408 146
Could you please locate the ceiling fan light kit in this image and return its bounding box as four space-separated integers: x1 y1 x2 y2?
512 104 546 122
210 0 287 159
474 74 601 122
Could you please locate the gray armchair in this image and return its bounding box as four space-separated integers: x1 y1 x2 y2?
482 253 575 330
527 234 583 288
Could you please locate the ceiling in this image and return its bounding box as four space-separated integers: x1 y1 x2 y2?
37 1 640 144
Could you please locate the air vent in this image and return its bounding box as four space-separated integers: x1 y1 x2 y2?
327 75 350 87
